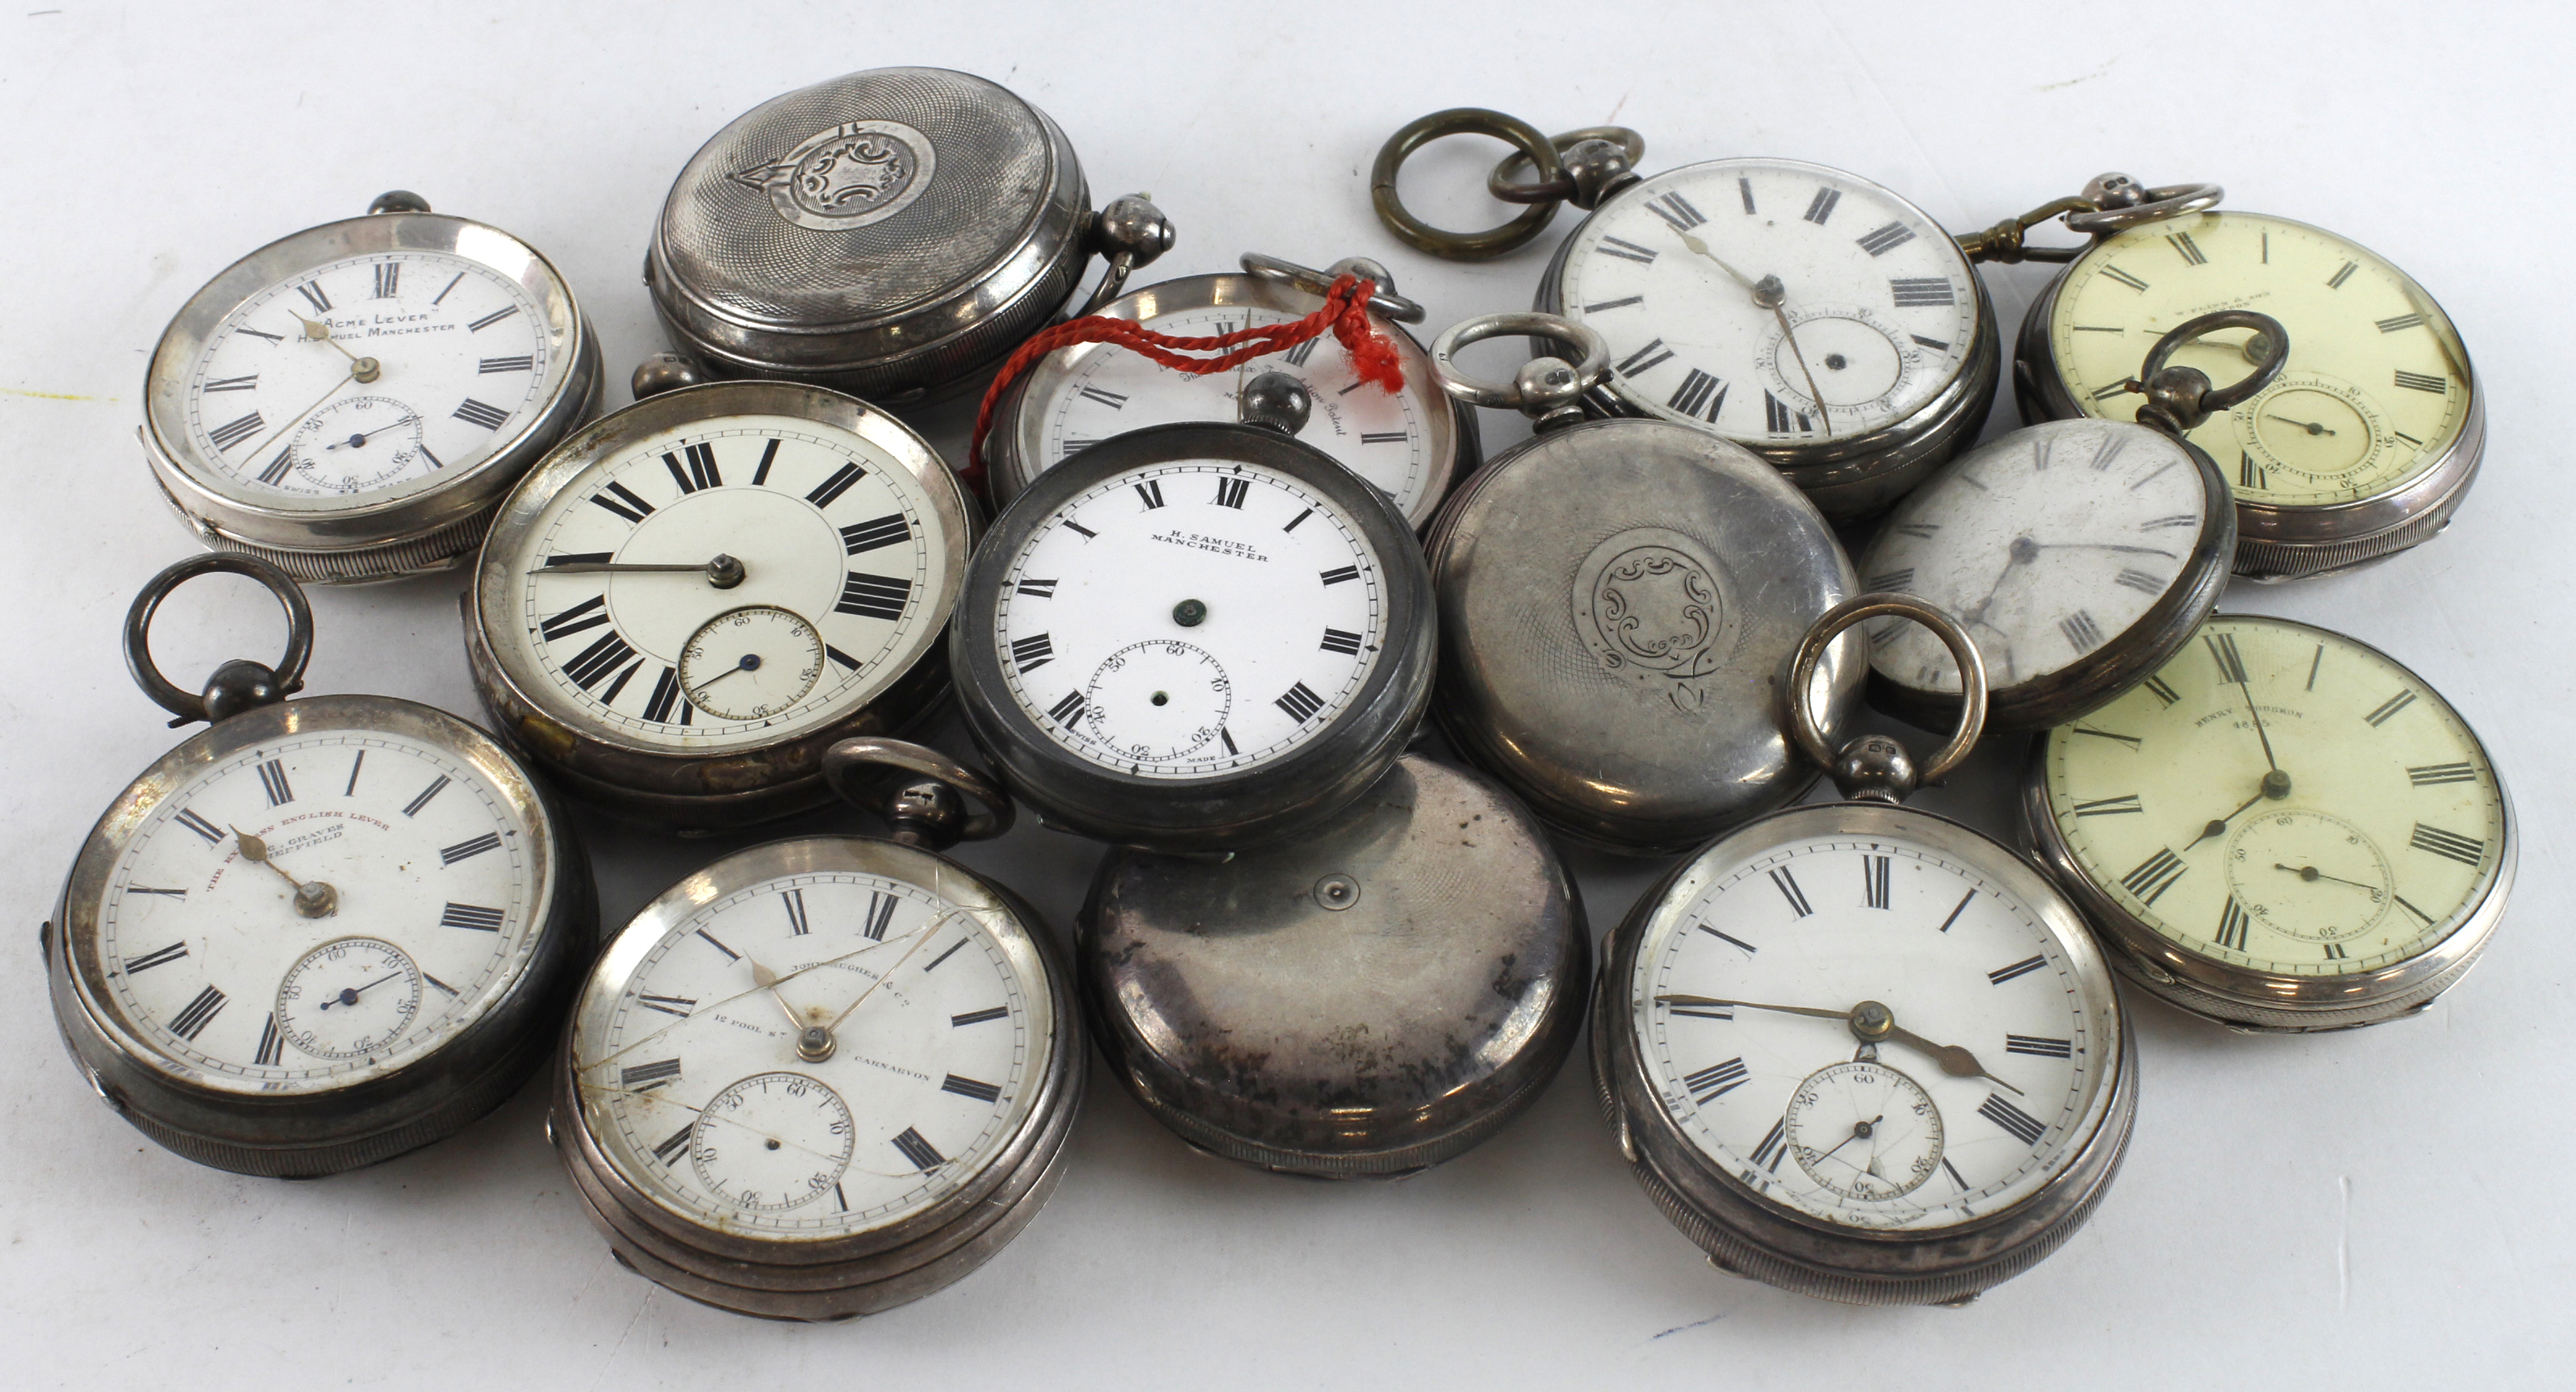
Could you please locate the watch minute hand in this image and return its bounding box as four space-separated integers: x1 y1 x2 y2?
1654 994 1850 1022
1674 231 1757 291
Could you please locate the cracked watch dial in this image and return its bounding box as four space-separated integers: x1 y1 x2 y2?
571 864 1052 1235
175 249 565 498
1015 303 1449 525
1558 157 1978 443
1629 825 2118 1230
992 459 1387 778
496 412 951 750
2038 615 2507 978
84 731 539 1092
2045 211 2471 508
1859 419 2218 695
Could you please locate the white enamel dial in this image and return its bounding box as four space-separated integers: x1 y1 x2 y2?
1631 829 2114 1231
182 249 556 496
1559 158 1979 443
993 460 1386 778
500 413 951 751
1026 304 1442 519
1859 420 2217 692
89 733 538 1093
573 868 1053 1237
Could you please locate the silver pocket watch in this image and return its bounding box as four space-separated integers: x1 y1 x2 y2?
465 358 976 831
1080 754 1587 1177
1376 111 2047 518
142 191 601 583
1423 312 1862 855
2024 613 2514 1032
1595 596 2135 1305
1856 311 2286 731
2011 178 2482 579
981 253 1479 529
552 739 1079 1321
47 556 595 1177
951 372 1436 854
647 66 1173 403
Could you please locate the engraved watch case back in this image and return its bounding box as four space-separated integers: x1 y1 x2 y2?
1427 419 1863 855
649 68 1101 403
1080 755 1588 1177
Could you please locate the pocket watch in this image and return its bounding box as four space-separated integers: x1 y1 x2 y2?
45 556 593 1177
647 66 1172 404
951 371 1435 854
1424 313 1862 855
143 190 600 583
2013 179 2481 579
552 738 1079 1321
1595 596 2135 1305
1857 311 2285 731
465 358 975 831
1081 753 1586 1177
1375 112 2034 518
2024 613 2515 1031
981 253 1478 529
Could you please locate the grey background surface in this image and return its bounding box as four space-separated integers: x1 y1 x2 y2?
1 2 2564 1386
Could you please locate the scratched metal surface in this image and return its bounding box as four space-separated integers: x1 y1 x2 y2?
0 3 2563 1386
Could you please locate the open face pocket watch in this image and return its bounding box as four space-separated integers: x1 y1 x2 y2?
1856 311 2286 730
951 371 1436 854
981 253 1478 528
1423 313 1861 855
2024 613 2514 1031
466 358 975 831
1375 113 2134 517
1595 596 2135 1305
1080 753 1586 1177
143 191 600 583
2014 178 2482 579
46 556 594 1177
647 66 1172 403
553 738 1079 1321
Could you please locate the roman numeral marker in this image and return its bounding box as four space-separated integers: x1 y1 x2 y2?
2142 675 2181 707
1860 855 1892 909
2365 689 2418 726
2410 823 2486 867
2005 1035 2072 1059
1767 866 1813 918
641 667 690 725
441 902 505 931
1684 1058 1750 1103
806 462 867 508
2114 567 2166 595
1938 888 1977 934
295 282 332 313
951 1005 1007 1026
538 594 611 642
2119 848 2188 904
2167 232 2208 265
1133 479 1166 509
622 1059 682 1091
467 305 519 332
780 888 809 936
2206 631 2248 684
696 930 739 961
1867 568 1914 591
1282 338 1319 367
479 355 533 374
1988 955 2047 986
234 326 283 343
839 513 909 554
1319 565 1360 586
440 833 502 865
562 630 641 692
1750 1118 1789 1171
1583 295 1644 312
2073 794 2143 817
1077 387 1128 409
836 572 911 620
169 985 228 1041
1978 1093 2047 1146
255 1014 285 1066
257 759 293 806
1009 633 1055 671
2377 313 2425 333
1912 334 1951 351
1801 187 1842 224
942 1074 1002 1104
2323 942 2348 960
1015 577 1057 599
891 1127 944 1171
1359 432 1407 445
1646 191 1706 231
862 891 897 941
173 808 224 843
637 993 696 1018
2101 265 2151 293
1213 477 1249 508
2409 762 2478 787
2215 897 2251 951
1738 178 1756 213
2326 261 2357 289
1616 338 1675 378
2060 610 2106 652
202 374 257 393
1274 681 1326 723
1320 627 1363 655
1283 508 1312 533
1889 278 1955 307
1666 368 1727 422
1596 235 1658 264
653 1124 694 1165
2072 725 2140 748
588 481 655 524
2393 369 2447 395
207 412 265 451
1856 221 1916 256
454 399 510 431
662 441 721 492
126 887 187 900
123 942 190 974
1047 691 1085 725
1763 391 1813 433
1696 923 1756 955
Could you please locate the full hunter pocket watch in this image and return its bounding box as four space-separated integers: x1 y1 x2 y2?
951 371 1435 854
982 253 1478 528
1081 754 1587 1177
647 66 1172 403
1857 311 2285 731
1424 313 1861 855
1596 596 2135 1306
466 357 975 831
143 191 600 583
554 738 1079 1321
46 556 593 1177
2025 613 2514 1031
2014 178 2482 579
1374 115 2189 518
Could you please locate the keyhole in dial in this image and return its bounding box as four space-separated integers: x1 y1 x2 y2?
1151 692 1169 706
1824 353 1848 371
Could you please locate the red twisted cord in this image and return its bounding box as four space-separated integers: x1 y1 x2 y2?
964 273 1404 496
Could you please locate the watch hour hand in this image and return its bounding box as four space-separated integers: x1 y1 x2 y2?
542 554 746 588
1673 231 1757 291
1880 1023 2023 1097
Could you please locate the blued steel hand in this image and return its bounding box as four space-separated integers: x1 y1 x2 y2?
2274 863 2383 895
687 654 760 704
324 415 419 449
318 971 404 1010
2266 413 2336 437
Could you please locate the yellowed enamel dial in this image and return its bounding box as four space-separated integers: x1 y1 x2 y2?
2039 614 2505 978
2046 212 2469 508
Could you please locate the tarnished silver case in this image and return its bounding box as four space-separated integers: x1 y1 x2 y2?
647 67 1101 404
464 379 976 832
144 211 600 583
2012 213 2485 581
45 696 595 1178
1594 801 2137 1305
1079 755 1587 1177
1862 420 2238 733
953 421 1437 855
984 270 1481 529
1533 161 2000 521
1424 416 1863 855
2019 658 2519 1033
550 836 1082 1322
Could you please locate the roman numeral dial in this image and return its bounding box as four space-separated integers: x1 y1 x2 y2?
1558 157 1979 445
